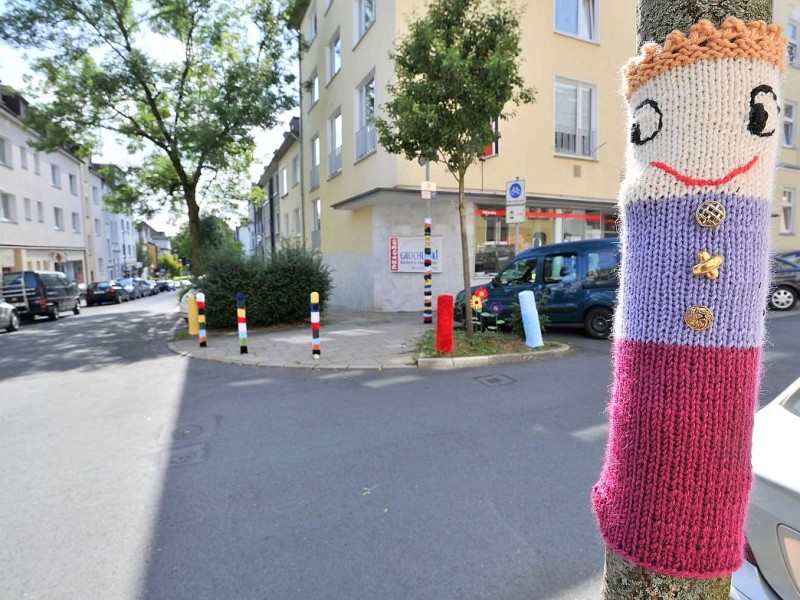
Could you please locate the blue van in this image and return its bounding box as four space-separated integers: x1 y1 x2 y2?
456 238 620 339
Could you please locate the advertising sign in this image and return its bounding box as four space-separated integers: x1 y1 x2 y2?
389 236 443 272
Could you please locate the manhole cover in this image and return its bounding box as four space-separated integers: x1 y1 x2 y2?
172 424 203 440
475 374 516 387
165 444 207 468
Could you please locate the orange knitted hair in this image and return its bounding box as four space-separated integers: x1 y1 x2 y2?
624 17 786 99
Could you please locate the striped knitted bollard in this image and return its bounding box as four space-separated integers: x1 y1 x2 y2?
310 291 320 358
196 292 207 348
423 217 432 324
236 292 248 354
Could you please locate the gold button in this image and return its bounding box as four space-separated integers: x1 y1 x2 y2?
684 305 714 331
696 200 726 228
692 251 724 280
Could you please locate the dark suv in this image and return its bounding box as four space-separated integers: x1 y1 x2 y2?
1 271 81 321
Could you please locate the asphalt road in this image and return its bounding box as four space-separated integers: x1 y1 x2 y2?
1 293 797 600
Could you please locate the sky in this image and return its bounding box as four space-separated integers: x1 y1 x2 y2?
0 40 293 236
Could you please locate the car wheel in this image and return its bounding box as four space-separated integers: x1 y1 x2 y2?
48 305 60 321
73 301 81 315
769 285 797 311
584 307 613 339
116 295 122 304
6 310 20 332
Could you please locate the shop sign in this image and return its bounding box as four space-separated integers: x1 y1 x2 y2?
389 236 443 273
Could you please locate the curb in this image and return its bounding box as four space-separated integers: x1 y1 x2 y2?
416 342 573 369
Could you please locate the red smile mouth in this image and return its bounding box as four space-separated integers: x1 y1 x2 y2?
650 155 759 187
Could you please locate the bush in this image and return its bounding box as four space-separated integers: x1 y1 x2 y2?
201 245 333 329
509 292 550 339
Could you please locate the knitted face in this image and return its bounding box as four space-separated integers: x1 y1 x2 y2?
622 60 781 204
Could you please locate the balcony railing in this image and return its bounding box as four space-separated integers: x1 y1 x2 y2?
328 146 342 177
554 127 597 158
310 165 320 189
355 123 377 160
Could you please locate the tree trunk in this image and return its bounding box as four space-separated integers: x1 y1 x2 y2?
185 186 203 277
457 172 474 336
600 1 774 597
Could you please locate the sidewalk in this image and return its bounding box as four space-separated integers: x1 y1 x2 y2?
167 306 571 370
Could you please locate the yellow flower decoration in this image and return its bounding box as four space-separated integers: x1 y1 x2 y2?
470 295 483 311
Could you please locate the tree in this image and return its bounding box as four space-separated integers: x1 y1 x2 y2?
0 0 293 275
595 2 782 598
172 213 241 270
158 253 183 278
375 0 534 336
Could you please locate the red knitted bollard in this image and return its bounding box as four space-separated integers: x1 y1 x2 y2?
436 295 454 353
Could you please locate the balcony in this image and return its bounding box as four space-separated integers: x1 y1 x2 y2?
328 146 342 177
554 127 597 159
310 165 320 189
355 123 377 161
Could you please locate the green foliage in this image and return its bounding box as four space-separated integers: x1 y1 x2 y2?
172 214 242 272
0 0 294 275
158 254 184 278
508 297 550 339
201 245 333 329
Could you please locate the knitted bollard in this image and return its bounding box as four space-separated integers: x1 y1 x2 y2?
592 19 786 578
518 290 543 348
310 291 320 358
435 295 453 353
187 294 199 336
236 292 248 354
196 292 207 348
423 217 432 324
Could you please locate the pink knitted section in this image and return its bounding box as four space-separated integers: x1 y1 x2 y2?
592 340 760 577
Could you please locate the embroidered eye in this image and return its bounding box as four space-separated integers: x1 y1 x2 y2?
748 85 779 137
630 99 662 145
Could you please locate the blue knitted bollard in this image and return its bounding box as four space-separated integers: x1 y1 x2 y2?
519 290 543 348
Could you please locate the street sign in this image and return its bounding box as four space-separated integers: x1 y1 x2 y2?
506 205 526 224
421 181 437 200
506 180 526 205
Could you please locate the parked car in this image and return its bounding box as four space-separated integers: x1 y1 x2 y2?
730 375 800 600
776 250 800 266
118 277 141 300
85 280 129 305
133 277 151 297
456 238 621 339
0 300 20 332
0 270 81 321
157 280 173 292
770 256 800 311
147 280 160 295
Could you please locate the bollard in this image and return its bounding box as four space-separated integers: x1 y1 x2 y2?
423 217 432 324
518 290 543 348
196 292 207 348
236 292 248 354
188 295 199 336
436 295 454 353
310 291 320 358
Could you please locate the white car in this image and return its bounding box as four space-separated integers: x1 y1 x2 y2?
0 300 20 332
731 376 800 600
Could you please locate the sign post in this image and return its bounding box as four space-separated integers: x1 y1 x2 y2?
506 179 526 254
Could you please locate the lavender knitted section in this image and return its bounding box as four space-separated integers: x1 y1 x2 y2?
617 193 771 348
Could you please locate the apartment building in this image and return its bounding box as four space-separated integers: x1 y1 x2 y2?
288 0 637 311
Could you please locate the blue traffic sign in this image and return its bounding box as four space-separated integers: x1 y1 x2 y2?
509 183 522 198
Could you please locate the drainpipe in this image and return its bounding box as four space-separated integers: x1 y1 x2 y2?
295 31 306 248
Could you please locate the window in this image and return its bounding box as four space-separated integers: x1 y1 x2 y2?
33 153 40 175
483 118 500 158
69 173 78 195
544 252 578 283
789 23 799 68
1 193 16 222
98 257 104 275
280 165 288 196
355 76 376 160
292 155 300 186
92 186 100 205
24 197 31 221
284 213 289 236
313 198 321 230
554 78 597 158
20 146 28 169
328 110 343 176
306 6 317 43
310 134 321 189
72 212 80 233
310 71 320 106
37 201 43 222
328 31 341 80
54 207 64 230
51 164 61 188
782 189 796 235
784 101 796 147
587 249 619 282
293 207 301 236
95 218 102 235
555 0 597 41
0 137 10 166
357 0 375 40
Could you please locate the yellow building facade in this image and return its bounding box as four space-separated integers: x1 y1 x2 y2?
288 0 798 311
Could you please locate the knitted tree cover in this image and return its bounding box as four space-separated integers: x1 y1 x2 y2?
591 18 786 578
